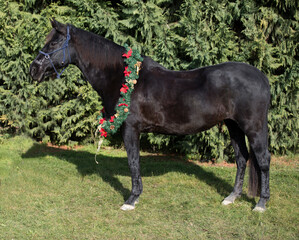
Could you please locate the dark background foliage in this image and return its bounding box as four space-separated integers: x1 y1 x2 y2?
0 0 298 161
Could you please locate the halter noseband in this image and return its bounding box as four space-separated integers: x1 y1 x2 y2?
39 25 71 79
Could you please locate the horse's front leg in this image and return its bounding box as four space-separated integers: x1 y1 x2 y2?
121 123 142 211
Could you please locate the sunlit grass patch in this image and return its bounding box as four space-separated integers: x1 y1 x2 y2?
0 136 298 239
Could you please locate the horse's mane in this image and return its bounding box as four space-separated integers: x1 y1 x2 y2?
72 26 125 70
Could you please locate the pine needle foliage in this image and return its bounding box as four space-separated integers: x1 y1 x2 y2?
0 0 298 160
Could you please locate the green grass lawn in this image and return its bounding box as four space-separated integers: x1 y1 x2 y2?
0 135 298 239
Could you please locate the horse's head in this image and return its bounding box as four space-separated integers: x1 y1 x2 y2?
30 19 73 82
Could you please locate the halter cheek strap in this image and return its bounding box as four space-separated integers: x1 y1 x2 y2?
39 25 71 79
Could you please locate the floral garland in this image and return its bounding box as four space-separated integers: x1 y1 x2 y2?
96 44 143 138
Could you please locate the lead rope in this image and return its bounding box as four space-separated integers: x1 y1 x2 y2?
94 125 104 164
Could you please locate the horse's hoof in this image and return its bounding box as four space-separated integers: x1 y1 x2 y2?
253 206 266 213
221 194 238 205
120 204 135 211
221 199 234 205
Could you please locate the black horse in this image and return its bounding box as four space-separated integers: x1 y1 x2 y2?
30 19 271 212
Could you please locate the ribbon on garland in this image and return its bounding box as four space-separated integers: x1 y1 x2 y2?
94 44 143 163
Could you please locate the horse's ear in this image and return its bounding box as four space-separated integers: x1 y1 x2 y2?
50 18 66 35
50 18 58 29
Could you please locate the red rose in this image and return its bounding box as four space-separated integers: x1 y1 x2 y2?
122 48 132 58
109 116 115 123
124 67 131 77
100 128 107 138
118 103 128 107
99 118 106 124
120 84 129 93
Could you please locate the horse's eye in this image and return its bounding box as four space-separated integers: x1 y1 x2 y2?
50 42 57 46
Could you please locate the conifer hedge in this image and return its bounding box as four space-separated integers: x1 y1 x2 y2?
0 0 298 160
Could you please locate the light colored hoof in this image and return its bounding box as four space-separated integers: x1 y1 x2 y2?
253 206 266 213
120 204 135 211
222 199 234 205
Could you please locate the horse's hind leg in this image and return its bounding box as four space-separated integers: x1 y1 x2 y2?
222 119 249 205
247 122 271 212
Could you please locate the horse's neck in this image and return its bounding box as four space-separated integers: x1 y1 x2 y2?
72 28 126 117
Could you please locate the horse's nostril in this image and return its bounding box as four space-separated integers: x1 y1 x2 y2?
30 65 37 76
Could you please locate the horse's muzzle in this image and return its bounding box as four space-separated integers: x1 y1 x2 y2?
30 61 44 82
29 64 37 78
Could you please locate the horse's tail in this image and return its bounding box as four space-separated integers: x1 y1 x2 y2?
248 148 261 197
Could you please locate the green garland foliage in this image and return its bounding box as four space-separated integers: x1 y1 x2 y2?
0 0 298 160
97 45 143 137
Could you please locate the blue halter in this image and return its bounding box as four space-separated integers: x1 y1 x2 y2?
39 25 71 79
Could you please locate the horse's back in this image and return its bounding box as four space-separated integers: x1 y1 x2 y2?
141 59 269 94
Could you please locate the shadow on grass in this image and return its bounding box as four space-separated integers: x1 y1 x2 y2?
22 143 255 205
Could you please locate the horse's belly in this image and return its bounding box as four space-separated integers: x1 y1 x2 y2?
138 93 227 135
